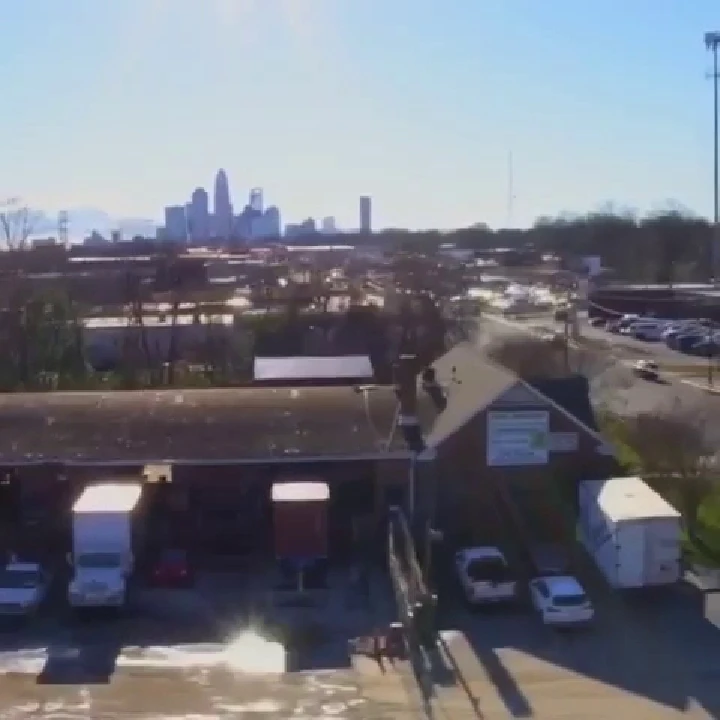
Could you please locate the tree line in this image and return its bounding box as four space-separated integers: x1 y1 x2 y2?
384 210 714 284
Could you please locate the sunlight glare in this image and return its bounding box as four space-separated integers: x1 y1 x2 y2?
224 630 286 674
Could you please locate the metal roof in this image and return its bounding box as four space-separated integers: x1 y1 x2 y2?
271 481 330 502
73 483 142 513
253 355 373 382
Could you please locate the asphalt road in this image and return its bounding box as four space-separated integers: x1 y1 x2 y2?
479 314 720 432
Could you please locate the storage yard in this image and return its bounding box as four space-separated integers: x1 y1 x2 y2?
2 258 720 716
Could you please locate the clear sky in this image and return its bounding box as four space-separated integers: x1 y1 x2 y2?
1 0 718 230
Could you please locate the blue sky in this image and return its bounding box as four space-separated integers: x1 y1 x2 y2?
0 0 718 230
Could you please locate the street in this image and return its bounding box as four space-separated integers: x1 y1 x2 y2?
478 314 720 432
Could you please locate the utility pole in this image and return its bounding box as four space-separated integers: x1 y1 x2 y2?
705 32 720 282
708 325 714 388
563 288 573 373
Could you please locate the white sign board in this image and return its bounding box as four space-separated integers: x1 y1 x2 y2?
548 432 579 453
487 410 550 467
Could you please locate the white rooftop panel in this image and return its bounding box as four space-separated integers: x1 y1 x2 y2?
271 481 330 502
254 355 373 382
73 483 142 513
587 476 680 523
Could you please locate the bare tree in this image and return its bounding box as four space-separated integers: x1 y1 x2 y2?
621 407 712 534
0 199 41 250
486 335 613 380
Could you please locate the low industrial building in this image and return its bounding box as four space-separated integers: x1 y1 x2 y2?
405 342 616 545
0 343 615 564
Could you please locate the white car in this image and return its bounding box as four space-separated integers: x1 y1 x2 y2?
0 562 50 616
632 359 659 381
455 547 517 605
529 575 594 626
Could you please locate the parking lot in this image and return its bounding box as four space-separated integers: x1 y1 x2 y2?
1 554 720 718
428 572 720 719
0 562 419 720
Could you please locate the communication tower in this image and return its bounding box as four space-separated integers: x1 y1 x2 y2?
57 211 69 248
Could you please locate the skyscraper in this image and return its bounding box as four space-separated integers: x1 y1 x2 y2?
164 205 187 242
359 196 372 234
249 188 263 214
214 169 233 239
189 187 210 244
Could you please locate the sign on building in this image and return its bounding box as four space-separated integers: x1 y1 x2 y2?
548 432 579 453
487 410 550 467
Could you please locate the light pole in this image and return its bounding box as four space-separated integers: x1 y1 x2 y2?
705 32 720 283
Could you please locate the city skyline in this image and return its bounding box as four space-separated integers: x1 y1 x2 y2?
1 1 719 229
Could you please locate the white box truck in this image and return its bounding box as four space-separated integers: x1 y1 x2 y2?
578 476 681 589
68 483 143 610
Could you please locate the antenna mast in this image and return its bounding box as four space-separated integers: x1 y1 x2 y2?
57 211 69 248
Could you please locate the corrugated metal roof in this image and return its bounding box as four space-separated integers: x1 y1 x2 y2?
253 355 373 382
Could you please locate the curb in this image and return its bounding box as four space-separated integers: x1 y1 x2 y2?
680 378 720 395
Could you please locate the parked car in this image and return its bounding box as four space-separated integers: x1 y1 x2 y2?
615 314 640 333
529 575 594 627
669 332 704 351
632 360 659 381
688 339 720 357
589 317 606 329
149 548 194 587
0 561 50 616
454 547 517 606
629 322 667 341
677 334 707 353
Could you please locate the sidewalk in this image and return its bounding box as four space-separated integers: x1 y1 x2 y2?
680 377 720 395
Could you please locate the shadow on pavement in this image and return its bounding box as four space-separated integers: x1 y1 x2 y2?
289 566 397 673
434 474 720 716
38 639 119 685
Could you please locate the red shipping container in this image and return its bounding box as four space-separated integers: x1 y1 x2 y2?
272 481 329 560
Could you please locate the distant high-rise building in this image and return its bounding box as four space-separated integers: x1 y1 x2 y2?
264 206 281 237
359 196 372 234
164 205 188 242
285 218 317 239
213 170 233 239
321 216 336 234
249 188 263 214
251 206 282 240
110 230 122 243
189 187 210 244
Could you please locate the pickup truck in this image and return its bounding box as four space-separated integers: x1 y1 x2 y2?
455 547 517 606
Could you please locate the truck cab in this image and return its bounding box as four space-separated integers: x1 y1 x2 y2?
68 549 131 608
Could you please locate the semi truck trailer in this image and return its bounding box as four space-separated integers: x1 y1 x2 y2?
578 476 681 589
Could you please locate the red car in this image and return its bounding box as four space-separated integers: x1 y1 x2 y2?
150 549 193 587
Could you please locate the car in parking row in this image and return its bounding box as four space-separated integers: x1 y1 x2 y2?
593 314 720 356
454 544 593 628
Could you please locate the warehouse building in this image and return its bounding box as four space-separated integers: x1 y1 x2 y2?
0 346 615 561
